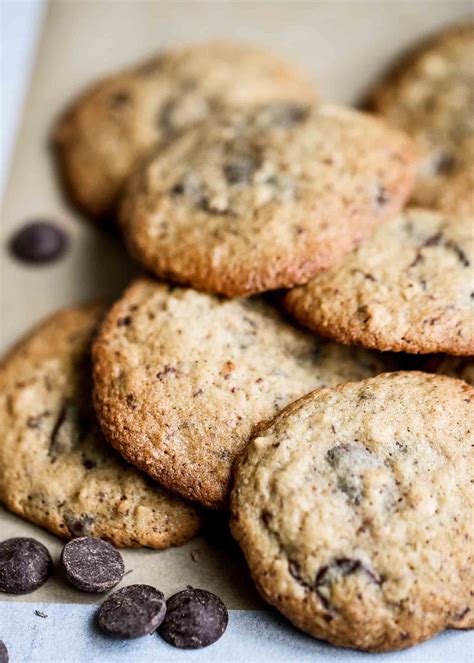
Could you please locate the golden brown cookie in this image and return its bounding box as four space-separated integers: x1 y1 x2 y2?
92 277 397 509
119 103 416 296
284 208 474 355
231 372 474 651
0 303 201 548
53 42 316 221
370 22 474 215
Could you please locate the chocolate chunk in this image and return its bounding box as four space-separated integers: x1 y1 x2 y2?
9 222 68 264
64 514 95 538
315 557 380 609
98 584 166 638
0 538 52 594
258 103 309 128
109 91 130 108
224 156 259 184
49 403 89 460
375 184 389 206
445 239 470 267
159 587 228 649
0 641 8 663
61 537 125 593
433 152 455 174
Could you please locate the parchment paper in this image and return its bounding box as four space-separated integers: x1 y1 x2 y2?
1 0 472 616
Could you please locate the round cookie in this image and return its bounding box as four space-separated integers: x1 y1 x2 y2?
230 372 474 651
370 22 474 216
93 277 397 509
284 208 473 355
119 103 416 296
0 303 201 548
53 42 316 221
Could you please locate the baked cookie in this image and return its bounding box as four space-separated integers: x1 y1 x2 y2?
53 42 316 221
92 277 396 509
0 303 200 548
284 208 473 355
119 103 416 296
370 22 474 215
230 372 473 651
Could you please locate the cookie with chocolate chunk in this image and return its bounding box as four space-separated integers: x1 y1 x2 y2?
53 42 316 221
119 104 416 296
230 372 474 651
0 303 200 548
284 208 473 355
93 277 397 509
369 22 474 215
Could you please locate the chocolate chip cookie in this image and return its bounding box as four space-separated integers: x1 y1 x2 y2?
284 208 473 355
92 278 397 509
0 303 200 548
230 372 474 651
119 103 416 296
54 42 316 221
369 22 474 215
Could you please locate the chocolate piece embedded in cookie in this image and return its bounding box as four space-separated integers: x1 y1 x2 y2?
230 372 474 652
119 103 416 296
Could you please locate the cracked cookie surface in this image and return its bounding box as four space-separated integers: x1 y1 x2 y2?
119 103 416 296
53 41 316 220
230 372 474 651
92 278 396 509
0 303 201 548
284 208 474 355
370 22 474 215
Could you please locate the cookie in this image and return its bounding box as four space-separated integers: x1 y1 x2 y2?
425 355 474 386
370 22 474 215
93 277 397 509
284 208 473 355
53 42 316 221
230 372 474 651
0 303 200 548
119 103 416 296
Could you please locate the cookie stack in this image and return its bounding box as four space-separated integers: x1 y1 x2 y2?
1 31 473 653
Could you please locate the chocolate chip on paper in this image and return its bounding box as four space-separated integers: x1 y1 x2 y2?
61 537 125 593
98 584 166 638
159 587 228 649
0 538 52 595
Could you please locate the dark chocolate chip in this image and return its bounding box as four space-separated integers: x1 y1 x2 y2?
433 152 455 174
49 403 89 460
9 222 68 264
61 537 124 592
375 184 389 206
159 587 228 649
0 641 8 663
0 538 52 594
315 557 380 609
224 156 259 184
109 91 130 108
259 103 309 128
98 584 166 638
64 514 95 538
